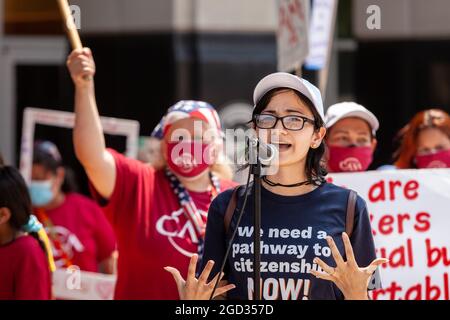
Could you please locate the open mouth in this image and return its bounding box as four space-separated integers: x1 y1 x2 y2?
272 142 292 151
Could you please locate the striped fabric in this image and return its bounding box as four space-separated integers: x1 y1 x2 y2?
151 100 222 139
164 168 221 238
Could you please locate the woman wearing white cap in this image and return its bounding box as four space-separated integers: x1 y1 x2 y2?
324 102 379 173
165 73 387 300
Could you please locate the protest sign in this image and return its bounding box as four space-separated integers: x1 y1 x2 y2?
53 267 116 300
305 0 338 70
329 169 450 300
277 0 310 72
20 107 140 183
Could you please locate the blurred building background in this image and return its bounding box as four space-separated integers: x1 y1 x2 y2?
1 0 450 177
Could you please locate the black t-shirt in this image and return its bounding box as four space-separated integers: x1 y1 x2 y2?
200 182 381 300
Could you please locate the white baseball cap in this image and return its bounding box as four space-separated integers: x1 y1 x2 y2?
325 102 379 135
253 72 325 122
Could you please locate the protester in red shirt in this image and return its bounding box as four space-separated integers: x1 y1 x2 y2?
0 165 53 300
394 109 450 169
66 48 236 299
30 140 116 273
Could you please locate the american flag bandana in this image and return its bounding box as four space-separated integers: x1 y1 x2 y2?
151 100 223 139
164 168 221 238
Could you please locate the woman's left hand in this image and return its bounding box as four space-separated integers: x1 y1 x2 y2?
310 232 388 300
164 254 235 300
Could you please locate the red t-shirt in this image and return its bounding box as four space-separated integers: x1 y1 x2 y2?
35 193 116 272
0 235 52 300
91 149 237 300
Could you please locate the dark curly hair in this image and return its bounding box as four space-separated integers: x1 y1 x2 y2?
252 88 328 186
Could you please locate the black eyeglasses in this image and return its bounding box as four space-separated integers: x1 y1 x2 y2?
253 114 315 131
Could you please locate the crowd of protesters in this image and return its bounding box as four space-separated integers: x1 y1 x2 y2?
1 47 449 300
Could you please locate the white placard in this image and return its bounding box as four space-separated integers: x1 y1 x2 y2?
53 268 116 300
329 169 450 300
305 0 338 70
19 107 140 183
277 0 310 72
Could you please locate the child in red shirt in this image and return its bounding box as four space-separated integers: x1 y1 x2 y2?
0 165 53 300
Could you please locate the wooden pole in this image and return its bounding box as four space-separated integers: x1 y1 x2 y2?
318 0 339 99
57 0 82 50
57 0 91 81
295 62 303 77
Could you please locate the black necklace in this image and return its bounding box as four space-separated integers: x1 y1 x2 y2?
262 176 311 188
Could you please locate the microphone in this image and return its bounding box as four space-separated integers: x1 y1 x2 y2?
246 136 278 167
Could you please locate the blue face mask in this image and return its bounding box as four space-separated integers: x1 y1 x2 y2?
29 180 54 207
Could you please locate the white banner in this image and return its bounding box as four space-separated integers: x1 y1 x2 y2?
277 0 310 72
53 268 116 300
20 107 140 183
305 0 338 70
329 169 450 300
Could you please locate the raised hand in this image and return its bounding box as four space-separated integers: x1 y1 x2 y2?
164 254 236 300
310 232 388 300
66 48 95 88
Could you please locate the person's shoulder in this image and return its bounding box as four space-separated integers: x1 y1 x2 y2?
214 187 236 205
211 185 241 216
154 168 168 179
13 235 37 249
319 182 349 195
13 236 45 260
66 192 93 204
16 236 50 277
153 169 174 189
321 183 367 207
106 148 155 175
66 192 104 211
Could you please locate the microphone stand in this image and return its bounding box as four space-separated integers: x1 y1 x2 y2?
248 137 262 300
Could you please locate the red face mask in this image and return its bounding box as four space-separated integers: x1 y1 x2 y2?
414 149 450 169
328 146 373 173
166 141 213 178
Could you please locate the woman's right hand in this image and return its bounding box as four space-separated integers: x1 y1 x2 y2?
164 254 236 300
66 48 96 88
